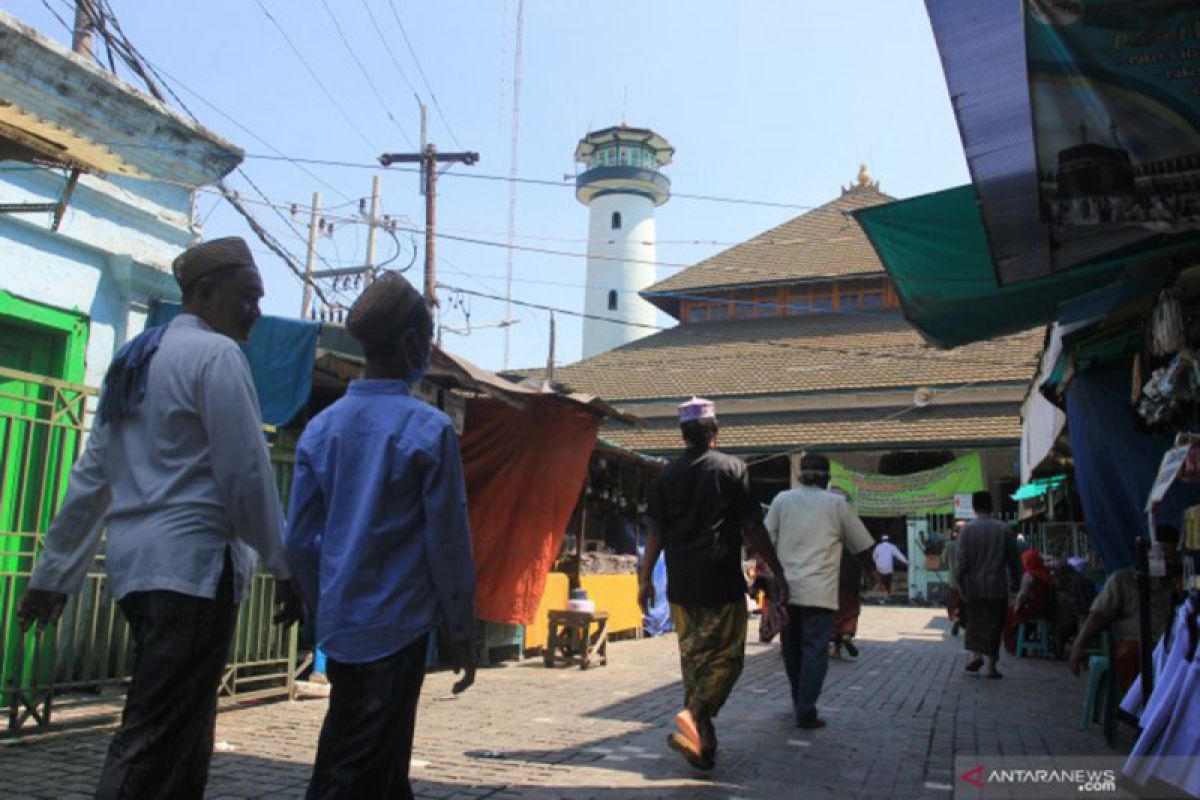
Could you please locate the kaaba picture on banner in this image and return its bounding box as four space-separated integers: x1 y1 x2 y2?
1027 0 1200 233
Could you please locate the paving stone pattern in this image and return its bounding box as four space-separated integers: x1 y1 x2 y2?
0 607 1116 799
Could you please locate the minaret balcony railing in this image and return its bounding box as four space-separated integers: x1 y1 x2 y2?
575 166 671 205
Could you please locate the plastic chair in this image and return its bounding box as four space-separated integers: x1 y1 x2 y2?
1015 618 1052 658
1081 654 1110 729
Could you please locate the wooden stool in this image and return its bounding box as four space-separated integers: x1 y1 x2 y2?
544 610 609 669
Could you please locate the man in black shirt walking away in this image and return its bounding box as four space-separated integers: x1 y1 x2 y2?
639 397 787 770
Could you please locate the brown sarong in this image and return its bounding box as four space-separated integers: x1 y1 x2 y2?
946 588 965 624
832 589 861 638
964 598 1007 659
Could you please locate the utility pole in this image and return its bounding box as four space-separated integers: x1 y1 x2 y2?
425 152 437 309
546 312 556 383
364 175 381 282
378 146 479 311
306 178 384 316
300 192 320 320
72 1 95 56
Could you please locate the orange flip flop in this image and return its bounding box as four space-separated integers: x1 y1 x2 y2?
673 709 702 753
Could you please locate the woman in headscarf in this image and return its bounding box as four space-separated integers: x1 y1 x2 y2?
1004 549 1055 653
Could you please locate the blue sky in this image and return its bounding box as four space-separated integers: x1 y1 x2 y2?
11 0 969 371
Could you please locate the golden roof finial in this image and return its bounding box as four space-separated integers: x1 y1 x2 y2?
857 163 871 187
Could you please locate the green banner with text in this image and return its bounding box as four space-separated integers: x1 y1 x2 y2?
829 453 984 517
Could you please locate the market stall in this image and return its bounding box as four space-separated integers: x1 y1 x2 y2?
549 439 664 640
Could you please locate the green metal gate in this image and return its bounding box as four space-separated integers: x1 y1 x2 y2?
1 365 299 733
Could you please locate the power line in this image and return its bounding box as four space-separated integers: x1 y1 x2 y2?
385 0 461 148
252 0 379 154
245 151 815 208
38 0 74 39
221 183 331 306
318 0 416 149
425 267 899 321
128 48 353 201
83 0 335 303
435 283 1040 373
436 284 1026 462
192 185 1001 292
64 136 822 212
359 0 421 102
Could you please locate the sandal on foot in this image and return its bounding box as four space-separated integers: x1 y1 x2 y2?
668 732 714 770
674 710 702 753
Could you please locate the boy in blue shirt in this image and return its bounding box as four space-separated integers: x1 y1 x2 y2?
285 273 476 799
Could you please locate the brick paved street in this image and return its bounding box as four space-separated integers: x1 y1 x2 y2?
0 606 1116 799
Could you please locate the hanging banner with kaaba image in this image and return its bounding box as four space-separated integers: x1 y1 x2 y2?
1026 0 1200 234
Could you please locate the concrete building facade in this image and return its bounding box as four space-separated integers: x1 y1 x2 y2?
0 10 242 388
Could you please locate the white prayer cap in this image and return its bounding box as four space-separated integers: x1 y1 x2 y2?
677 396 716 423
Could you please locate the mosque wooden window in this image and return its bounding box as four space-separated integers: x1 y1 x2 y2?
680 282 906 324
607 290 618 311
789 286 812 315
755 288 784 318
611 211 622 230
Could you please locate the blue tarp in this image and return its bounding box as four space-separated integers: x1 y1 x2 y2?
1065 364 1199 571
146 303 320 427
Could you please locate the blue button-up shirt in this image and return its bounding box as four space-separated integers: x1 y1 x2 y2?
284 380 475 664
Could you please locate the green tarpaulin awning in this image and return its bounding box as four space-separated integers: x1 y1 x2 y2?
851 185 1199 349
1010 474 1066 502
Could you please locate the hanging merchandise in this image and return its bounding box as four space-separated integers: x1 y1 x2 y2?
1136 352 1200 426
1185 506 1200 551
1182 445 1200 484
1120 593 1200 797
1149 287 1186 357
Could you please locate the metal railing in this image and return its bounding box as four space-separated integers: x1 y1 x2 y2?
0 366 299 733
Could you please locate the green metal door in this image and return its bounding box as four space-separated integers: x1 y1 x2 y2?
0 294 89 728
0 321 65 709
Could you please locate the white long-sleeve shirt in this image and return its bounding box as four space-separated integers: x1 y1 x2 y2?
872 540 908 575
765 485 875 610
29 314 291 602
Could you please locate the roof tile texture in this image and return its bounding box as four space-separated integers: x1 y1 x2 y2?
645 188 894 295
552 313 1044 403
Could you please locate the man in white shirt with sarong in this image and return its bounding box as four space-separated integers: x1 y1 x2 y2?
765 453 876 729
17 237 302 800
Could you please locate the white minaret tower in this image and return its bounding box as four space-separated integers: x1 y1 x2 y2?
574 126 674 359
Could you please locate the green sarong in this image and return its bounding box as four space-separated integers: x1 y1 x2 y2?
670 601 747 717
